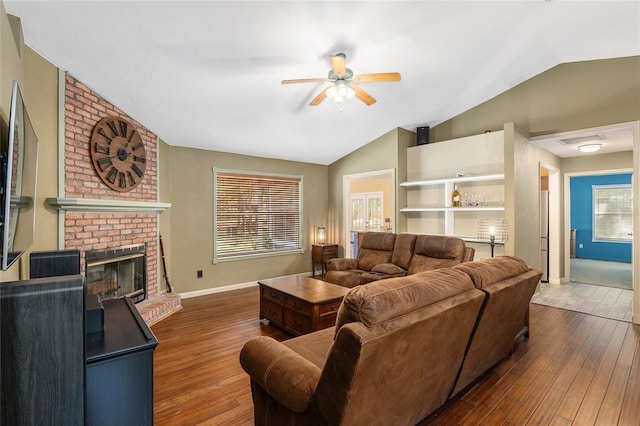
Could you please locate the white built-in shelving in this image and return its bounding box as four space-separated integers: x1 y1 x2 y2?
400 173 505 211
400 173 504 188
401 173 505 238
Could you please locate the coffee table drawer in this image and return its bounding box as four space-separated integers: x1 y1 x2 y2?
284 310 312 335
262 287 285 304
319 313 338 330
285 297 311 314
261 299 283 324
319 301 342 316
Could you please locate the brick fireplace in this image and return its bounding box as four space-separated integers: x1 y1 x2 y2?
45 74 181 324
85 243 147 304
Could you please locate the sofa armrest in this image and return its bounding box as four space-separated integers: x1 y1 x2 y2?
463 247 475 262
327 257 358 271
239 336 321 413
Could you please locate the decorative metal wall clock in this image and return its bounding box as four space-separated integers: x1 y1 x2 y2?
90 116 146 192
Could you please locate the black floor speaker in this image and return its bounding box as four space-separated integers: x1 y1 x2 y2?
30 249 81 279
417 126 430 145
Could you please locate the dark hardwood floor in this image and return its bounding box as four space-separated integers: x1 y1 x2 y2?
151 286 640 425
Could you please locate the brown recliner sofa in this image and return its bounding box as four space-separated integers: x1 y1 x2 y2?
241 268 485 425
240 256 542 425
324 232 473 288
450 255 542 396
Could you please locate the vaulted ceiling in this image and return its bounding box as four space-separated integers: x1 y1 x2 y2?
5 1 639 165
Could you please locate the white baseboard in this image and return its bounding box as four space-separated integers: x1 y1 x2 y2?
178 271 312 299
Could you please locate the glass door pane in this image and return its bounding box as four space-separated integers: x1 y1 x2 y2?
351 195 365 230
367 195 383 229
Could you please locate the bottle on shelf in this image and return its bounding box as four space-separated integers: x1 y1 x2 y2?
451 184 461 207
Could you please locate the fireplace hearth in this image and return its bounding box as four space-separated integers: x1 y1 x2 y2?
85 244 147 304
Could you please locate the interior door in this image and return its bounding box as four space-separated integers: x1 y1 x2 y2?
349 192 383 231
349 192 383 257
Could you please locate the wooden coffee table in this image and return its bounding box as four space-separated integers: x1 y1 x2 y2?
259 275 350 336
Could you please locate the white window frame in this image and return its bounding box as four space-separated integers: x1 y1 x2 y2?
213 168 303 263
592 183 632 244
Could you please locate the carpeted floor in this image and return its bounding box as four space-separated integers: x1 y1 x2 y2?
570 258 632 290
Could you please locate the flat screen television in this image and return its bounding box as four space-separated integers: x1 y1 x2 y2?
0 80 39 271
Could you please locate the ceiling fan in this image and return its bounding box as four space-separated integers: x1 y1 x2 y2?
282 53 401 106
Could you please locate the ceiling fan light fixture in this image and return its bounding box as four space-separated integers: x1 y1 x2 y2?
326 81 355 104
578 143 602 153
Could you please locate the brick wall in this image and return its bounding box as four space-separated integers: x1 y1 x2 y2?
64 74 159 297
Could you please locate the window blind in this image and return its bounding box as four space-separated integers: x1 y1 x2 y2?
593 184 632 243
214 169 303 262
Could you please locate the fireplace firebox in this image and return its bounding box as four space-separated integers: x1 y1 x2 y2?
85 244 147 304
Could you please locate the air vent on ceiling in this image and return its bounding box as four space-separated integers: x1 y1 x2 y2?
559 134 605 145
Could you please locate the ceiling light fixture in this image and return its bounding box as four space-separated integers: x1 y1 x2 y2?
326 81 355 104
578 143 602 153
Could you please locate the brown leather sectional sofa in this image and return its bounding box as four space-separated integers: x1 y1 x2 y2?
240 255 542 425
325 232 475 288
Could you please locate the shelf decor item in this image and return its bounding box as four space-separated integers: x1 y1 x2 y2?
451 184 461 207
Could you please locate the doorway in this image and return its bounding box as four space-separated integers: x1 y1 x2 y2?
530 121 637 323
343 169 395 258
568 172 633 290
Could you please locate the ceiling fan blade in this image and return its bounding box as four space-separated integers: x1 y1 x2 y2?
352 72 401 83
309 87 330 106
352 85 376 106
330 55 346 77
282 78 331 84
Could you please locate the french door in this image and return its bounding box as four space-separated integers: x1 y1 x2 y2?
350 192 383 231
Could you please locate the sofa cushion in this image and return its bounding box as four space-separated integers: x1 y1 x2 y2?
454 255 529 289
408 235 466 274
390 233 417 270
371 263 407 276
324 270 366 288
360 232 397 251
335 268 475 335
357 232 397 271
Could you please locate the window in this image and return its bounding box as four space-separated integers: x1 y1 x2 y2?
592 184 632 243
213 168 303 262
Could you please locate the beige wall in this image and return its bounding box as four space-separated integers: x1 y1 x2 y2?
507 123 541 268
23 48 59 257
432 56 640 142
562 151 633 174
1 9 22 116
327 127 413 256
0 9 58 282
165 145 328 294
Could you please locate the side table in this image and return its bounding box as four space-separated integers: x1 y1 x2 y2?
312 244 338 278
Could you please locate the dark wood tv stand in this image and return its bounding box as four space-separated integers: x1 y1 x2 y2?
86 297 158 425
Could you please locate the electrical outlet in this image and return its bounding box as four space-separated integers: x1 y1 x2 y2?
197 270 203 278
579 244 583 249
